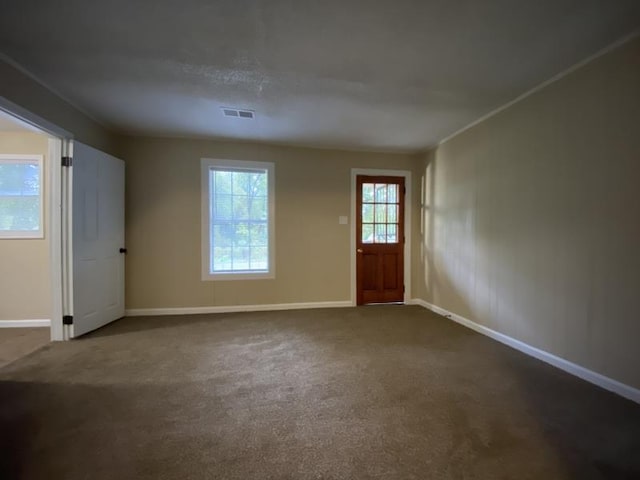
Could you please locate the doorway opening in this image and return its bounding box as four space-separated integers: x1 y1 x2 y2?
0 106 64 346
0 98 126 343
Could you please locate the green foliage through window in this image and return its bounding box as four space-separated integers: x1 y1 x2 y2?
0 160 41 232
209 168 269 272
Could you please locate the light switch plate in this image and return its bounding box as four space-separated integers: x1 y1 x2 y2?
339 216 348 225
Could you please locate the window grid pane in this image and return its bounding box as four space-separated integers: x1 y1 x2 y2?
211 168 269 272
0 160 41 232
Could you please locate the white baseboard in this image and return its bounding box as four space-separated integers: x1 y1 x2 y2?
409 299 640 404
125 300 354 317
0 319 51 328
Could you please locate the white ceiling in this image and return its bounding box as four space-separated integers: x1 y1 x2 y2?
0 0 638 152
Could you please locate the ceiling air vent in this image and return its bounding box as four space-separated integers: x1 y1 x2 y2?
222 107 254 119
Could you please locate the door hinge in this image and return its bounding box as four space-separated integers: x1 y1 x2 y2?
63 315 73 325
62 156 73 167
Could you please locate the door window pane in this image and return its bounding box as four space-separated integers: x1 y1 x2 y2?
362 183 374 203
359 180 401 244
388 184 398 203
387 204 397 223
375 204 386 223
362 224 374 243
375 184 387 203
387 224 398 243
362 203 374 223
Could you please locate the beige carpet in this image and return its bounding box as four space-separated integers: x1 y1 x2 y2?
0 306 638 479
0 328 49 369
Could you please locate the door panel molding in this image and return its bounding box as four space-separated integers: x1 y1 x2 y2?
350 168 411 306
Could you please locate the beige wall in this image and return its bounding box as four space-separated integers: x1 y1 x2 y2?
0 58 121 156
415 37 640 388
122 137 422 309
0 132 51 320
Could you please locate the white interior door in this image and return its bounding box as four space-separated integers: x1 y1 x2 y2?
68 142 125 337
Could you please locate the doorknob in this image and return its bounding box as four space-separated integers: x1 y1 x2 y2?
357 248 363 253
119 248 127 254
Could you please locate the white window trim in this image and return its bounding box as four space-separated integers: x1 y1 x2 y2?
0 153 44 239
201 158 275 281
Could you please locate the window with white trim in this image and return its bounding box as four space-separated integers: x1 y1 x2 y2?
0 154 44 238
201 159 275 280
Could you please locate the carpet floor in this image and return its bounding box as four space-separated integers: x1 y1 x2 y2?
1 305 639 479
0 328 50 369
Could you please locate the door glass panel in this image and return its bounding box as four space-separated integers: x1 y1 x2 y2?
387 224 397 243
388 185 398 203
363 183 375 203
360 180 401 244
362 224 374 243
388 204 397 223
362 203 374 223
375 184 387 203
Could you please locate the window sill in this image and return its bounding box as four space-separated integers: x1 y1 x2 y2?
202 271 275 281
0 231 44 239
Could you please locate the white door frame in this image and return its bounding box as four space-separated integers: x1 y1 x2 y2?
0 96 72 341
350 168 412 306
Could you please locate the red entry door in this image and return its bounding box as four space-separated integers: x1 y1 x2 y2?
356 175 405 305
